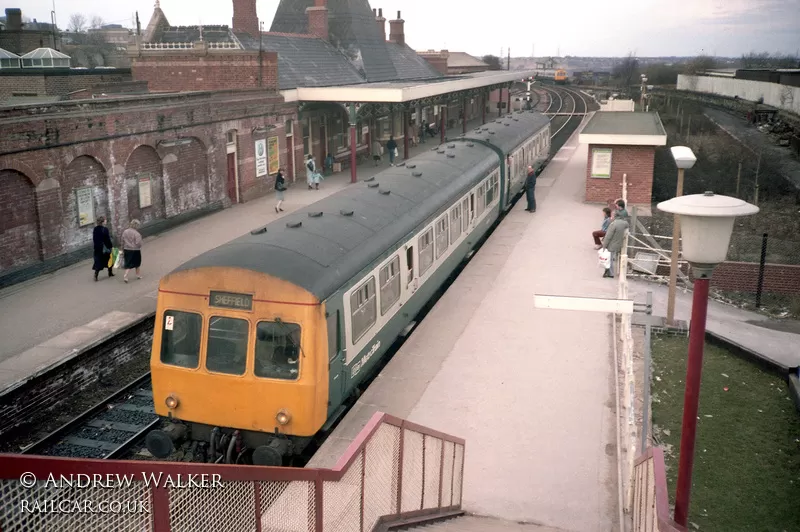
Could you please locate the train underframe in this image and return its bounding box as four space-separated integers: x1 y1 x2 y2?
146 420 315 466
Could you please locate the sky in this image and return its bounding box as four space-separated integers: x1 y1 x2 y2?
17 0 800 58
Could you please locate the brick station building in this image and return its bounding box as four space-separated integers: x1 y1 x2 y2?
0 0 532 288
578 111 667 208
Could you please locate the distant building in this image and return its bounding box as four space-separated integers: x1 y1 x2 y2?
0 8 61 54
87 25 132 45
417 50 489 75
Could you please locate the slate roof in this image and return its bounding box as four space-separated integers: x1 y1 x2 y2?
385 42 441 81
170 111 549 300
581 111 666 136
269 0 441 84
235 32 365 89
447 52 487 69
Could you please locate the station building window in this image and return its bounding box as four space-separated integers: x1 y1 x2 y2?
255 321 301 381
206 316 249 376
435 216 449 259
351 277 377 343
379 257 401 316
419 228 434 276
160 310 202 369
302 120 310 157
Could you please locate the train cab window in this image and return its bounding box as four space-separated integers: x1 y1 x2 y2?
255 321 301 381
160 310 202 369
450 204 462 243
205 317 249 376
435 216 449 259
418 228 434 276
351 277 377 343
379 256 401 316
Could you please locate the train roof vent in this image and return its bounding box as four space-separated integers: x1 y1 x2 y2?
368 182 379 188
447 143 456 148
489 131 496 135
495 119 502 123
446 154 455 158
308 211 323 218
407 164 416 169
286 221 302 229
431 147 439 151
364 176 376 182
340 209 354 216
482 127 489 131
474 128 481 132
504 123 510 126
412 171 423 177
513 118 519 121
250 226 267 235
437 149 446 154
466 142 475 147
379 189 391 195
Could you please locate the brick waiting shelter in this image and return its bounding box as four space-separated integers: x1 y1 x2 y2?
578 112 667 207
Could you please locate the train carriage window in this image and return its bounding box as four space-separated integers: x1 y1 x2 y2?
406 247 414 286
418 229 434 276
435 216 449 259
476 184 486 217
450 204 462 243
351 277 377 343
462 198 470 232
206 317 249 376
379 257 401 316
255 321 301 380
160 310 202 369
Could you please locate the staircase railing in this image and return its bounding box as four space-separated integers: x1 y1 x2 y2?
0 412 465 532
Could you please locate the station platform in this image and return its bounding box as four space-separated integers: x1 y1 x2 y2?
308 119 622 531
0 119 482 394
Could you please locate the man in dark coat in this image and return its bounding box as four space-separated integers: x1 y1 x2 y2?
92 216 114 281
524 165 537 212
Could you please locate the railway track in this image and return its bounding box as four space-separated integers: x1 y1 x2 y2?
21 373 159 459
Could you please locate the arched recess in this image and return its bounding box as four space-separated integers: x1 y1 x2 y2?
125 145 165 226
61 155 109 253
0 169 42 274
161 137 209 215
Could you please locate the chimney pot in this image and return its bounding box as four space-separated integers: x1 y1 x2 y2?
373 8 377 15
397 11 401 19
379 8 383 17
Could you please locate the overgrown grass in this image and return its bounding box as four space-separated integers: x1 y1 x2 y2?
651 335 800 531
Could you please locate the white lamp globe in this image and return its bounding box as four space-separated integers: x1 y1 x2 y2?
657 192 759 269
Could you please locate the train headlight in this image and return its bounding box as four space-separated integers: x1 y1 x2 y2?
165 395 179 409
276 410 291 425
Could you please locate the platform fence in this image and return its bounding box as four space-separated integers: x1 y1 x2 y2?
0 412 464 532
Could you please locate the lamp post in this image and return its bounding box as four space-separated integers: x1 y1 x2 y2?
666 146 697 326
657 192 759 527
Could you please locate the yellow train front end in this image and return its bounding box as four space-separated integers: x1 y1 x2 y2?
147 266 329 465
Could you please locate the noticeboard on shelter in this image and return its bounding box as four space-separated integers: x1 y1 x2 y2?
138 174 152 208
76 186 95 227
267 136 280 175
591 148 612 178
255 139 267 177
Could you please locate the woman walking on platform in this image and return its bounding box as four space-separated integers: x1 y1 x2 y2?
275 167 286 213
121 219 143 283
92 216 114 281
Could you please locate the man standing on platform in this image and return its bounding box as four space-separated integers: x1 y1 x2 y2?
601 210 630 278
524 165 537 212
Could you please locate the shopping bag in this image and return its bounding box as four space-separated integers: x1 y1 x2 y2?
598 248 611 269
114 250 124 270
107 247 118 268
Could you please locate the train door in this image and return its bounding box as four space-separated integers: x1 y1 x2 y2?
464 196 474 232
326 310 345 412
405 245 418 295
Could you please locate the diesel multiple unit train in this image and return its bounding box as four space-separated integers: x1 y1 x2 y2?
146 110 551 465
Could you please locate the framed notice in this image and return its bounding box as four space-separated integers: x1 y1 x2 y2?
267 136 280 175
138 174 153 208
255 139 267 177
76 186 94 227
361 125 369 136
591 148 612 178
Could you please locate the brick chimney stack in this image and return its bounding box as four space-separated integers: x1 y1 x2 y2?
375 8 386 41
5 8 23 31
306 0 329 40
389 11 405 45
232 0 259 38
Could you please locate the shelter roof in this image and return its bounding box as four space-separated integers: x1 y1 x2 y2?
579 112 667 146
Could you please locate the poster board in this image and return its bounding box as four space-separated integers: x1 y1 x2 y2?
138 174 152 208
591 148 612 178
76 187 94 227
255 139 267 177
267 136 280 175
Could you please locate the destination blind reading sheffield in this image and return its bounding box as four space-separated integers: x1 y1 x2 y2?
209 291 253 311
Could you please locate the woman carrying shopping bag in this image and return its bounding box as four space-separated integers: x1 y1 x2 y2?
92 216 114 281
